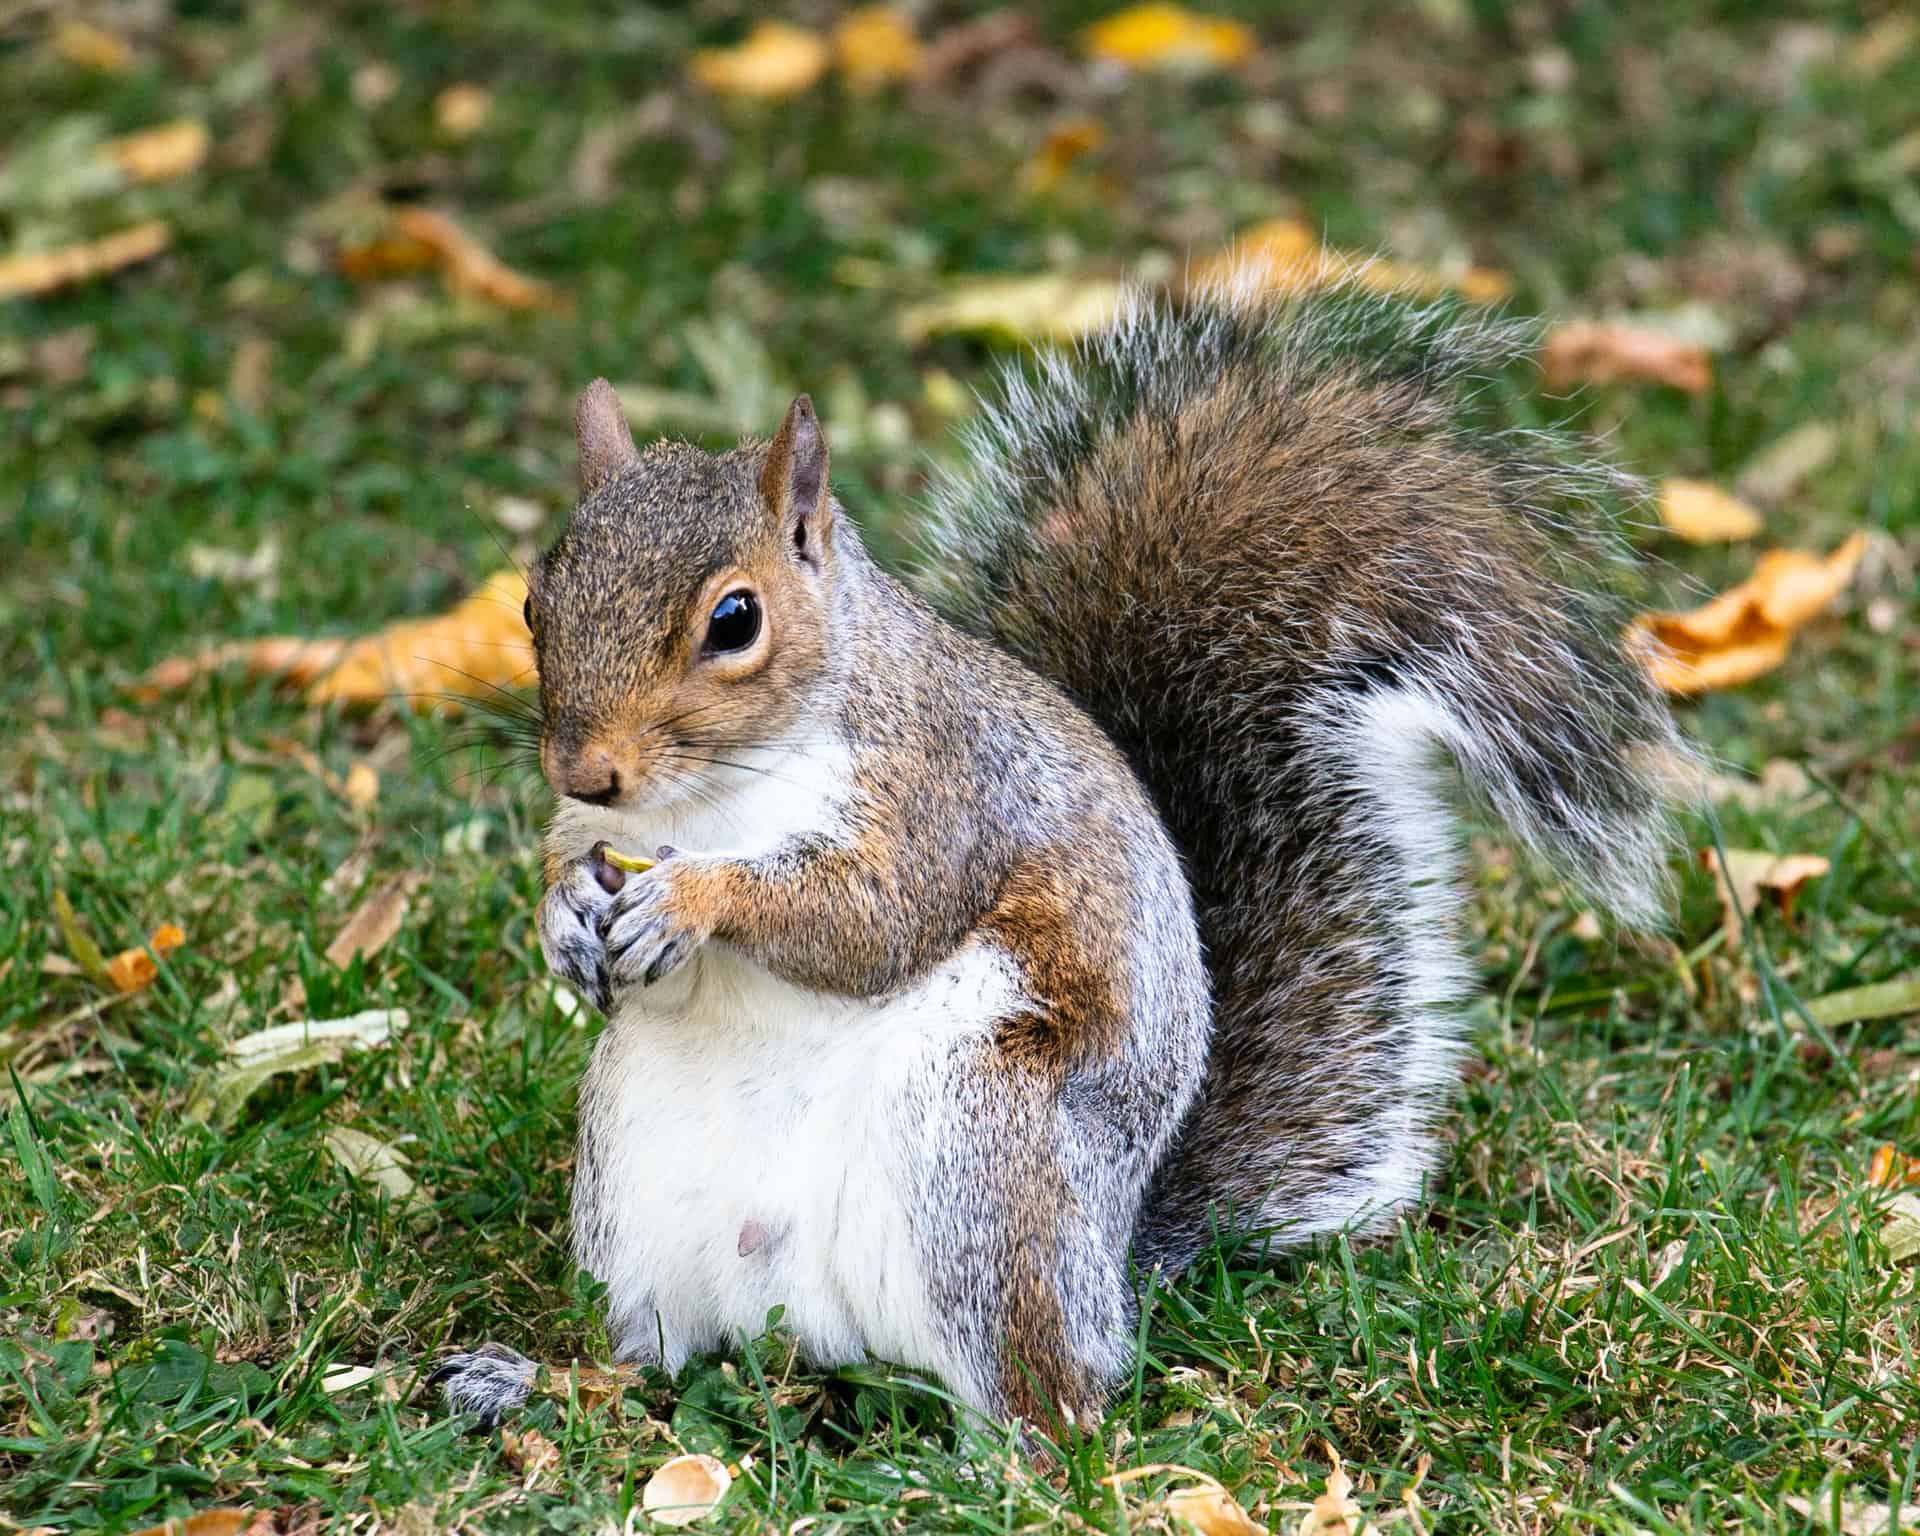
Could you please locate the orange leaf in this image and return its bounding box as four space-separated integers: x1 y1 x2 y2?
0 222 172 301
100 119 210 183
127 1511 271 1536
1540 320 1712 394
1019 118 1107 193
1083 4 1256 70
690 22 831 98
1196 218 1509 305
104 923 187 994
1658 478 1762 544
1626 533 1866 694
833 7 923 92
51 19 132 72
1869 1145 1920 1191
390 208 564 311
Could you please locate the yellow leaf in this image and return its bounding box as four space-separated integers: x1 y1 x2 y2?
1539 320 1713 394
0 222 172 301
1700 847 1831 942
1626 533 1867 694
690 22 830 99
1881 1193 1920 1266
1166 1484 1261 1536
1296 1450 1364 1535
1019 118 1107 193
51 19 132 73
897 273 1128 345
104 923 187 994
833 7 923 92
99 119 210 184
1083 4 1256 70
1658 478 1762 543
435 83 492 139
342 761 380 812
642 1453 732 1526
1196 218 1509 305
324 1125 424 1208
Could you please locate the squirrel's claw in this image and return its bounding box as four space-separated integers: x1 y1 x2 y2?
601 864 710 989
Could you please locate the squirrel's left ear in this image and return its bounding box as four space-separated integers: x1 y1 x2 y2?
575 377 638 494
761 394 832 568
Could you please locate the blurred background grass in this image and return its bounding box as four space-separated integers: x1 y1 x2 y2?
2 3 1918 1532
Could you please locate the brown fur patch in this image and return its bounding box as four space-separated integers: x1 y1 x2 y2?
982 859 1130 1072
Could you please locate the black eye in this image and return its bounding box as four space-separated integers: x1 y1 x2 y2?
705 590 761 654
522 594 535 633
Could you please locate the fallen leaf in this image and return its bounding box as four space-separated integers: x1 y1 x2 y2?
1658 478 1762 543
339 210 563 310
1880 1194 1920 1265
324 1125 423 1208
1195 218 1509 305
1868 1145 1920 1191
1700 847 1831 941
1786 1489 1920 1535
100 119 210 183
138 570 532 711
1083 5 1256 71
643 1454 732 1527
104 922 187 993
898 273 1129 345
52 889 112 986
1297 1449 1363 1536
1709 757 1811 810
833 7 923 92
434 83 492 139
1540 319 1713 393
1627 533 1868 693
501 1426 562 1484
1166 1484 1262 1535
184 537 279 591
342 761 379 812
184 1009 408 1128
1808 977 1920 1028
52 19 132 73
1020 118 1107 193
325 873 425 969
321 1363 383 1394
690 22 831 99
0 222 171 301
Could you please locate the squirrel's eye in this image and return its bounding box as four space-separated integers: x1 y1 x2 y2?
705 590 761 654
522 594 535 633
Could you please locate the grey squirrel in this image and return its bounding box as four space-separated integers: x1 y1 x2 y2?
435 283 1685 1430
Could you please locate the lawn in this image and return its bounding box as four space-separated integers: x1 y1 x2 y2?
3 2 1918 1532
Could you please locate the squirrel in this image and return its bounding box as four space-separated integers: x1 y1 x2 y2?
433 283 1685 1431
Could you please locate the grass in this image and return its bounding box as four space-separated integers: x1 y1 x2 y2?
3 1 1918 1531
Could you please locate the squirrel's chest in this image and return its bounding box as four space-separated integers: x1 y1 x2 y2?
572 939 1024 1370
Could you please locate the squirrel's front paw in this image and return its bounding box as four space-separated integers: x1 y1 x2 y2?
602 855 719 988
538 860 618 1012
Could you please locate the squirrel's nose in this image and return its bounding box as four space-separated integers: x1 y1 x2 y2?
543 740 624 806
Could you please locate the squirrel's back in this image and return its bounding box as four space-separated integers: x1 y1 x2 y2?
921 284 1685 1266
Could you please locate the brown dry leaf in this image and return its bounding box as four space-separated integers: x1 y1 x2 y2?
834 7 923 92
898 274 1129 345
435 83 492 139
342 761 380 812
100 120 210 184
1083 5 1256 71
1628 533 1867 693
689 22 831 99
1166 1484 1262 1536
501 1426 562 1485
325 873 425 969
392 208 563 310
52 19 132 73
1540 320 1713 393
0 222 172 301
127 1513 270 1536
1868 1145 1920 1191
1020 118 1107 193
642 1454 732 1527
1297 1449 1363 1536
104 922 187 994
1196 218 1509 305
1701 847 1831 942
1658 478 1762 543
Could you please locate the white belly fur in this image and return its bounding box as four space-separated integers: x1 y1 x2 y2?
550 747 1023 1404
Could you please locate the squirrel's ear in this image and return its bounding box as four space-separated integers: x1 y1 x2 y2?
761 393 832 566
574 378 637 494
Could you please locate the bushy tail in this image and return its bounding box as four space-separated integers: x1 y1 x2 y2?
919 284 1687 1268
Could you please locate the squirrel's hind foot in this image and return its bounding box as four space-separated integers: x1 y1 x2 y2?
430 1342 538 1426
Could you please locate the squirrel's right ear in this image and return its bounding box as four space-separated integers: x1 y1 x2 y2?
761 394 832 568
574 378 637 495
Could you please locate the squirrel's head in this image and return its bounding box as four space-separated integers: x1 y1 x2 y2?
528 379 838 811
